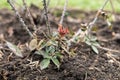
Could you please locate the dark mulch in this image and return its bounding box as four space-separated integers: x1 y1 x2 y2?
0 5 120 80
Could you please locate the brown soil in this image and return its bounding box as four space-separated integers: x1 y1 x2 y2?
0 5 120 80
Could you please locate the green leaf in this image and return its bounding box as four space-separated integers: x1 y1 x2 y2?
43 52 52 59
40 59 50 70
49 46 55 53
46 47 50 53
90 36 97 41
6 41 23 57
52 32 58 37
51 57 60 69
35 51 51 59
46 46 55 55
55 52 62 58
93 42 100 47
91 45 99 54
35 51 44 56
85 41 91 45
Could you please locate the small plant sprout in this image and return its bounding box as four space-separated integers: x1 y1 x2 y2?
84 35 100 54
29 37 63 70
38 45 61 70
67 0 119 54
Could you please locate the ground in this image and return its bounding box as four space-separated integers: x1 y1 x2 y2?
0 5 120 80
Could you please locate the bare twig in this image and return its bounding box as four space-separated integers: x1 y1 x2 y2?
7 0 34 38
40 0 50 23
100 0 109 10
22 0 37 30
67 29 82 45
87 0 109 34
59 0 68 25
109 0 115 14
106 52 120 66
84 72 88 80
109 0 116 21
7 53 13 61
42 0 51 36
96 46 120 53
67 0 112 47
47 0 51 7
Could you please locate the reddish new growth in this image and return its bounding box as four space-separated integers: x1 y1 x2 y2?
58 24 69 37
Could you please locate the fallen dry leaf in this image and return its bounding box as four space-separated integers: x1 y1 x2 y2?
29 38 38 51
6 41 23 57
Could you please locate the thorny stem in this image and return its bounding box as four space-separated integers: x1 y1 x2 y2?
87 0 109 35
109 0 115 13
7 0 34 38
40 0 50 24
47 0 51 7
100 0 109 10
22 0 37 30
43 0 51 36
59 0 68 25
